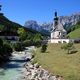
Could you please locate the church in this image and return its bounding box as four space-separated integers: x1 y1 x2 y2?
51 12 73 43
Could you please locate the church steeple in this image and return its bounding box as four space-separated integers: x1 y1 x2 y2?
51 12 67 40
0 5 2 12
54 11 58 26
55 11 57 17
54 11 58 20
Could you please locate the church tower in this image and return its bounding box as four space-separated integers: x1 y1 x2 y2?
51 12 66 39
0 5 2 11
54 11 58 27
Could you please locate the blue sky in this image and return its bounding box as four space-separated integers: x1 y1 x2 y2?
0 0 80 25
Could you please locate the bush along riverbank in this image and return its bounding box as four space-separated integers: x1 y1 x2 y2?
21 48 64 80
0 39 12 64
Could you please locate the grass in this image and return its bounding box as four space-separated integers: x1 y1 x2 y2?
68 28 80 39
34 43 80 80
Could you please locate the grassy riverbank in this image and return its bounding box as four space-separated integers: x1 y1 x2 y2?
34 43 80 80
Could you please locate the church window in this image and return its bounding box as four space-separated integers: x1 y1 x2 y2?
59 32 61 35
63 35 65 37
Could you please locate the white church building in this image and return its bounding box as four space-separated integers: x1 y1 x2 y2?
51 12 74 43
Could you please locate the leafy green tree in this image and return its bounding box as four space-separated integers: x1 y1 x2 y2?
33 33 43 47
23 40 33 47
0 24 4 31
33 33 42 42
17 28 26 41
3 42 12 56
13 42 24 51
61 43 76 54
0 39 12 62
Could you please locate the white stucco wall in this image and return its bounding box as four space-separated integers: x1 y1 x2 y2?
51 39 74 43
51 32 54 39
53 31 60 39
51 30 67 39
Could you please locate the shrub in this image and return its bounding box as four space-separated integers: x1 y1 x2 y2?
61 43 77 54
23 40 33 47
0 41 12 62
3 43 13 56
17 28 27 41
41 44 47 53
33 41 42 47
33 33 42 47
13 42 24 51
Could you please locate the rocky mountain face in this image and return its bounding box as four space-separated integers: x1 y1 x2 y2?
24 20 41 31
24 20 50 36
41 23 52 31
59 12 80 29
24 12 80 33
24 20 52 31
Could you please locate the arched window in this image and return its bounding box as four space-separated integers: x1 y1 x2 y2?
59 32 61 35
63 41 66 43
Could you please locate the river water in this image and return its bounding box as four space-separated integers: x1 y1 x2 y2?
0 49 32 80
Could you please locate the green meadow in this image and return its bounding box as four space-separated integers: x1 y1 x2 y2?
34 43 80 80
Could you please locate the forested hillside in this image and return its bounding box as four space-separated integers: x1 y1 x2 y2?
67 21 80 39
0 14 44 63
0 14 40 35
